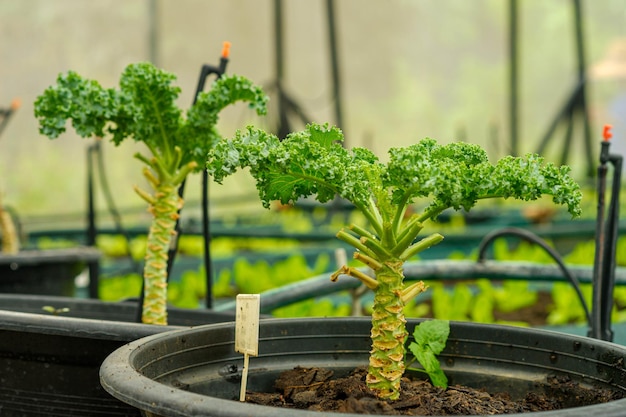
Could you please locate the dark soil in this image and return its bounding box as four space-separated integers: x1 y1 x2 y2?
246 367 623 415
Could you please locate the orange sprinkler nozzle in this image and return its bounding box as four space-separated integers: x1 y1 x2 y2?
221 41 231 59
10 98 21 110
603 124 613 141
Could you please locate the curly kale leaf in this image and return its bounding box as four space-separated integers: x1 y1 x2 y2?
35 62 268 172
208 123 378 209
34 71 121 139
208 123 582 238
180 74 268 167
386 139 582 219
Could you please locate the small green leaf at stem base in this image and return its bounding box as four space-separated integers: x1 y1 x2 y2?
408 319 450 389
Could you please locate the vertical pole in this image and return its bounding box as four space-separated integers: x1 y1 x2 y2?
274 0 284 82
326 0 345 141
572 0 594 178
508 0 519 156
274 0 290 139
148 0 160 66
87 142 100 299
202 170 213 309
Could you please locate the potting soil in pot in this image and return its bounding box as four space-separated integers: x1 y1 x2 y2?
245 366 623 415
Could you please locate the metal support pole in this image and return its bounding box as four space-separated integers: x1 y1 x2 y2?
86 142 100 299
326 0 344 138
508 0 519 156
148 0 160 66
572 0 594 178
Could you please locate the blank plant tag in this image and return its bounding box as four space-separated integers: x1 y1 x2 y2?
235 294 260 401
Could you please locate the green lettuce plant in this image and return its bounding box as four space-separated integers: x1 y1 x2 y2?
34 62 267 325
207 122 582 399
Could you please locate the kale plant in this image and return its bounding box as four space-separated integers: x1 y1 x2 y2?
207 122 582 399
34 62 268 325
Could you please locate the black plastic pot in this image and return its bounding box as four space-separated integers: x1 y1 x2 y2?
0 247 101 296
101 317 626 417
0 294 235 417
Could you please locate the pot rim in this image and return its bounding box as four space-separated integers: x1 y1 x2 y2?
0 294 234 341
100 317 626 417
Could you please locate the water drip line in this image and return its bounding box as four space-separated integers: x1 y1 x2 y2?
589 125 623 342
85 139 142 297
164 41 231 311
475 226 592 328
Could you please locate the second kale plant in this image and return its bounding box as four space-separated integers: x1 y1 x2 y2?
35 62 267 325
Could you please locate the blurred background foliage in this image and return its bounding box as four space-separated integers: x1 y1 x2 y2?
0 0 625 227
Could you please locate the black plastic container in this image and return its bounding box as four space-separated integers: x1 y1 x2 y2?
0 294 235 417
0 247 101 296
101 317 626 417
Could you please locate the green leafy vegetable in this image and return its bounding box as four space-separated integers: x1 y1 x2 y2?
35 62 267 325
207 122 582 399
408 319 450 388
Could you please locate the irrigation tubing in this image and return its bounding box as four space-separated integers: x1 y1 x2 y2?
94 142 142 275
476 226 592 329
165 48 229 311
591 132 623 341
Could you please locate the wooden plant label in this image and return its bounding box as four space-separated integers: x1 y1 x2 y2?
235 294 260 402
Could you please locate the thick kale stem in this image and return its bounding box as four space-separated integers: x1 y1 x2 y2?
399 233 444 261
134 152 168 182
330 265 379 290
361 236 394 260
336 229 378 259
381 221 396 249
394 214 422 246
134 185 156 205
353 252 383 270
171 161 198 185
417 205 447 223
151 157 170 182
401 281 428 303
391 192 413 234
368 261 406 400
143 167 160 188
142 86 173 164
134 152 153 167
355 199 383 237
391 219 425 256
348 223 378 241
141 182 182 325
169 146 183 174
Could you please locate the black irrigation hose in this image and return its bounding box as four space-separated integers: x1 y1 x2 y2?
87 142 143 319
591 133 623 341
476 226 592 328
165 50 229 311
94 142 141 274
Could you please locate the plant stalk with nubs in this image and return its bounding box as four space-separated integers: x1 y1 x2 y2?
1 98 22 254
34 62 267 325
0 193 19 254
207 122 582 400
